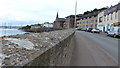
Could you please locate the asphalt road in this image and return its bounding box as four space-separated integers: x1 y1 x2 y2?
70 31 118 66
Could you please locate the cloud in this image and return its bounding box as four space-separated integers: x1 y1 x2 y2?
0 0 119 26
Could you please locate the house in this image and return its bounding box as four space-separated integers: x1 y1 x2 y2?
31 24 42 29
97 3 120 32
43 22 53 28
53 12 65 29
30 24 43 32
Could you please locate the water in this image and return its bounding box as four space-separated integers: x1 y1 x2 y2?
0 28 27 37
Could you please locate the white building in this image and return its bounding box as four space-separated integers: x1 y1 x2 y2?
97 3 120 32
43 22 53 28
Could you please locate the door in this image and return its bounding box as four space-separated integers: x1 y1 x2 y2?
103 27 105 32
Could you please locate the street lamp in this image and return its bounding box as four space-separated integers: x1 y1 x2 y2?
74 0 77 29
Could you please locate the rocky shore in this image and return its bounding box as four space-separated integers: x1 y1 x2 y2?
0 29 74 67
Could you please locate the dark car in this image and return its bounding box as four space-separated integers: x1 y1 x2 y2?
81 28 87 31
86 28 93 32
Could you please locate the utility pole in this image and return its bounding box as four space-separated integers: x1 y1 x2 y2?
74 0 77 28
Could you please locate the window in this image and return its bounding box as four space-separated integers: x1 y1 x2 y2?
104 15 106 21
115 11 118 19
94 20 97 22
87 17 89 19
95 24 97 28
118 28 120 32
107 15 109 21
91 25 93 28
86 21 88 23
110 27 114 32
109 14 111 20
111 13 113 20
99 17 103 22
86 25 88 28
83 25 85 28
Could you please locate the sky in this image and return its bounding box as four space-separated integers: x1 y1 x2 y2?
0 0 119 26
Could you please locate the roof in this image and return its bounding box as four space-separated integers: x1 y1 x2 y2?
65 14 83 18
80 11 100 19
66 15 75 18
104 3 120 15
55 18 65 22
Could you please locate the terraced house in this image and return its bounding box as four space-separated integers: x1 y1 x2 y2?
77 12 99 29
97 3 120 32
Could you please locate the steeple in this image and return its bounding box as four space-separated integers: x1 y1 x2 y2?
56 12 59 19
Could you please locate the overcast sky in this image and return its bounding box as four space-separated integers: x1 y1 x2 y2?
0 0 119 26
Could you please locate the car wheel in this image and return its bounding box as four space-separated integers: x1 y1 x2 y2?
113 34 117 38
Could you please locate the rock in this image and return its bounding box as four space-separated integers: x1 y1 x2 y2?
1 29 74 66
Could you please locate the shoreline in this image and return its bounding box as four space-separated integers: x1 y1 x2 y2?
0 28 28 37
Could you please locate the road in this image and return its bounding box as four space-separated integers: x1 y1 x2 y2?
70 31 118 66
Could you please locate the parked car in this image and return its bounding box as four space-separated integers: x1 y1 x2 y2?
91 28 100 33
86 28 93 32
107 26 120 37
81 28 87 31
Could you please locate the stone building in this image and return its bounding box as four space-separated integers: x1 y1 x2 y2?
64 14 82 28
77 12 99 29
97 3 120 32
53 12 65 29
64 15 75 28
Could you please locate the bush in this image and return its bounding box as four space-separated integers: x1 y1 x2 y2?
77 27 83 30
70 27 74 29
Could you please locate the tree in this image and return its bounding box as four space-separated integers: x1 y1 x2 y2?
84 11 91 15
83 7 107 15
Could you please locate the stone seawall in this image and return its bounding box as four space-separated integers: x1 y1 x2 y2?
1 29 75 67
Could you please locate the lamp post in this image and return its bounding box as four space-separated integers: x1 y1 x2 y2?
68 16 70 28
74 0 77 29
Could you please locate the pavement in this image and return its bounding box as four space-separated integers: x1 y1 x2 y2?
70 31 118 66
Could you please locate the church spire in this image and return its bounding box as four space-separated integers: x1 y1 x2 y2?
56 12 59 19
